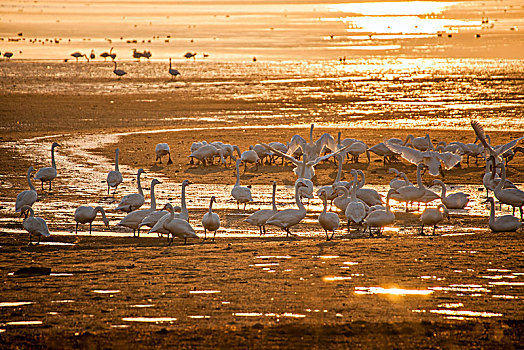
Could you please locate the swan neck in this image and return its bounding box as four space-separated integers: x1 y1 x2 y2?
321 195 328 214
27 168 36 191
416 166 424 189
358 171 365 188
95 206 108 221
494 164 506 192
334 158 343 183
51 145 57 169
309 124 314 144
271 184 277 211
208 199 214 213
295 186 305 212
137 172 143 196
150 182 157 210
386 193 392 212
437 181 446 197
115 149 119 171
488 199 495 222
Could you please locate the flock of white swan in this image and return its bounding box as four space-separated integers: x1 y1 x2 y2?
13 121 524 245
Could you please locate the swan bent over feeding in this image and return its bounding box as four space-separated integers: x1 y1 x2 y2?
420 204 449 235
245 181 277 235
74 206 110 234
363 189 396 237
485 197 522 232
202 196 220 241
231 159 253 211
153 203 198 245
318 189 340 241
20 205 50 245
155 143 173 164
15 166 38 212
115 168 146 212
107 148 123 195
34 142 61 191
432 180 469 209
118 179 161 236
266 181 307 237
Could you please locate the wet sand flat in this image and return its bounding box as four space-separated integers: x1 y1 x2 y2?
1 80 524 347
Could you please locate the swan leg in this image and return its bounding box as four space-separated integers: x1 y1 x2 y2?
28 233 33 246
37 235 41 245
167 153 173 165
137 227 140 237
259 226 263 236
184 237 187 245
213 231 216 242
41 181 44 191
325 229 330 241
263 225 267 235
432 225 437 236
49 181 52 191
89 222 92 235
203 229 207 240
330 230 336 241
419 224 425 236
75 222 79 234
243 202 247 213
107 185 110 195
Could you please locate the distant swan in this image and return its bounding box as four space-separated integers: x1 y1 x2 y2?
115 168 145 212
202 196 220 241
155 143 173 164
113 61 126 78
74 206 110 234
169 58 180 79
245 181 277 235
485 197 522 232
420 204 449 235
34 142 60 191
118 179 161 236
20 205 50 245
107 148 123 195
15 166 38 212
231 159 253 211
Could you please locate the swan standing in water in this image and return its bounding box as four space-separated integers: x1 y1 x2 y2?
485 197 522 232
74 206 110 234
155 143 173 164
154 203 197 245
266 181 307 237
231 159 253 211
353 170 383 206
113 61 126 78
392 164 427 212
245 181 277 235
202 196 220 241
345 180 367 232
493 162 524 220
107 148 123 195
318 189 339 241
20 205 50 245
15 166 38 212
147 180 191 237
168 58 180 79
115 168 145 212
363 189 396 237
34 142 61 191
118 179 161 237
431 180 469 209
420 204 449 236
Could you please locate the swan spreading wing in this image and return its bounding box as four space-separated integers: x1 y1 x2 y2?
471 120 524 160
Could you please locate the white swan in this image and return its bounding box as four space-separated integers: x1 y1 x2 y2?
250 144 272 165
363 189 396 237
392 164 428 212
318 189 340 241
316 154 350 204
168 58 180 79
155 143 172 164
15 166 38 212
241 149 261 172
471 120 524 162
368 140 401 164
20 205 50 245
155 203 198 245
431 180 469 209
231 159 253 211
115 168 146 212
138 204 181 233
346 141 370 163
493 162 524 220
287 124 336 160
107 148 123 195
404 134 432 151
147 180 191 236
202 196 220 241
353 170 383 206
118 179 161 236
189 144 225 166
266 181 307 237
345 180 367 232
113 61 126 78
245 181 277 235
420 204 449 235
485 197 522 232
483 156 516 197
74 206 110 234
34 142 60 191
333 185 351 213
388 168 411 190
385 140 461 176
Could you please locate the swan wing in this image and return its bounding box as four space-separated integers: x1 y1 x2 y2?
495 136 524 156
470 120 496 155
316 133 337 153
308 142 352 166
262 144 300 165
15 190 37 212
286 135 307 156
385 141 423 165
437 152 462 170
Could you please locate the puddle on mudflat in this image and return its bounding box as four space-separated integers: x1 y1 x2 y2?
39 242 75 246
189 290 220 294
355 287 433 296
111 325 130 328
323 276 352 282
4 321 43 326
250 263 279 267
314 255 340 259
233 312 306 318
50 273 74 277
0 301 34 307
255 256 292 259
51 300 74 303
480 275 516 280
429 309 502 318
187 315 211 319
487 269 511 272
430 284 490 293
437 303 463 308
92 290 120 294
131 304 155 308
492 295 518 299
488 282 524 286
122 317 177 323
